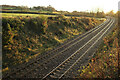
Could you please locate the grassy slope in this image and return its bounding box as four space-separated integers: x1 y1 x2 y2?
2 15 104 72
77 23 119 78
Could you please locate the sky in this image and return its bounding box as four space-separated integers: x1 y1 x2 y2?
0 0 120 13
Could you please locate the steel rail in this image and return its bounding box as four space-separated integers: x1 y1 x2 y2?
42 18 114 79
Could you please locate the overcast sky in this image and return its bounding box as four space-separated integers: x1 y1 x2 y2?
0 0 119 13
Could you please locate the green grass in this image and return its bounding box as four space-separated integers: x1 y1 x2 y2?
1 13 57 18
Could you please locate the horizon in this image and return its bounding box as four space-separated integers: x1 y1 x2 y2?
0 0 119 13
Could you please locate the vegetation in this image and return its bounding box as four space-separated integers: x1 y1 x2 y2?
32 5 56 12
77 21 119 78
1 5 105 18
62 10 105 18
2 15 104 72
2 4 118 78
1 13 57 18
1 5 56 13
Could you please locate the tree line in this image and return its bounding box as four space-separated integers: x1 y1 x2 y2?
2 5 56 12
2 5 119 18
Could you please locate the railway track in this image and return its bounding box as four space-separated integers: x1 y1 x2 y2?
42 18 115 79
3 17 115 79
3 18 109 77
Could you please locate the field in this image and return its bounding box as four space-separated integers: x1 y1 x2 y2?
1 13 57 18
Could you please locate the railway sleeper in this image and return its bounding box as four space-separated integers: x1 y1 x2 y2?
53 72 61 76
65 63 73 66
58 67 64 70
53 73 62 78
49 75 57 78
56 69 60 72
63 62 67 65
70 57 74 59
66 60 70 63
70 59 76 62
